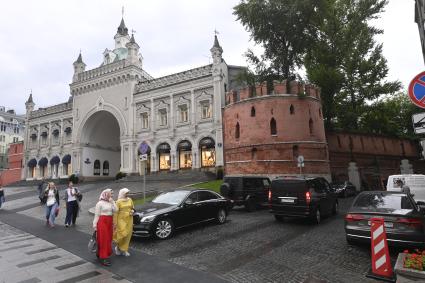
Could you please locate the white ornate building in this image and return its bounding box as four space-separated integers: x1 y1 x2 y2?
23 18 244 180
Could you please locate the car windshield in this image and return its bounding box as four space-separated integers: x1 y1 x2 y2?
353 193 414 212
152 191 189 205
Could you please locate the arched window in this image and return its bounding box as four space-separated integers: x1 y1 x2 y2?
290 105 294 115
309 118 313 134
94 160 100 176
235 122 240 139
103 161 109 176
251 106 256 117
270 118 277 135
292 145 299 160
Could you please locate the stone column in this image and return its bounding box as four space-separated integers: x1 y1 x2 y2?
191 89 195 125
348 162 361 192
400 159 414 174
150 99 155 132
170 150 177 171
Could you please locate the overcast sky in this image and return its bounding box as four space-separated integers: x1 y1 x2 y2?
0 0 422 114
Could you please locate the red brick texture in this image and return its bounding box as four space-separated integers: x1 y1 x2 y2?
0 142 23 186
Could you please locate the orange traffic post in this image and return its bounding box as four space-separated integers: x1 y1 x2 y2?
366 217 396 282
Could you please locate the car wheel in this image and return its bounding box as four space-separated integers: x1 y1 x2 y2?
245 199 256 212
153 218 174 240
216 209 227 224
274 215 285 222
310 208 321 224
332 201 338 215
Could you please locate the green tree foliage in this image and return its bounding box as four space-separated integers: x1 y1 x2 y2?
360 92 422 138
234 0 321 90
305 0 401 130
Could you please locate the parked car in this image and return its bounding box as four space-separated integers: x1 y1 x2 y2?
387 174 425 204
345 191 425 248
220 176 271 211
269 177 338 224
132 190 231 240
331 181 356 198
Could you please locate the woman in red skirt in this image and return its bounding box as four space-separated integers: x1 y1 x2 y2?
93 189 117 266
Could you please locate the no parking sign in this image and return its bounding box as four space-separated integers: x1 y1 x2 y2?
408 71 425 108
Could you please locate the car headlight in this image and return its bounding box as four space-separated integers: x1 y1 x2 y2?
140 215 156 223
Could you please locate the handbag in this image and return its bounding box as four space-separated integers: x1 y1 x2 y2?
88 231 97 253
54 207 60 217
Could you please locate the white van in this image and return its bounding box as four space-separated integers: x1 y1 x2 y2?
387 174 425 204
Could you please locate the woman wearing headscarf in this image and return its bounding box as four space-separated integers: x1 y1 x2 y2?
113 188 134 256
44 182 60 227
93 189 117 266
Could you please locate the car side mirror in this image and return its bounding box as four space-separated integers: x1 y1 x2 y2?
184 199 194 206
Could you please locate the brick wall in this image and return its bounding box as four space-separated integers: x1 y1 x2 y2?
0 142 23 186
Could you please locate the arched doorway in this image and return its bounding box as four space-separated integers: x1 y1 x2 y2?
62 155 71 176
50 156 60 178
178 140 192 169
80 111 121 177
27 158 37 178
38 157 48 178
157 143 171 171
199 137 215 168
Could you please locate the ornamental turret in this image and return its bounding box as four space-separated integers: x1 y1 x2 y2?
114 18 130 49
210 35 223 65
126 33 142 67
72 52 86 83
25 91 35 117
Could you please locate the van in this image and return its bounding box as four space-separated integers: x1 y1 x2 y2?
220 176 271 211
387 174 425 204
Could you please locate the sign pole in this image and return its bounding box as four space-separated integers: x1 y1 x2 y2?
143 161 146 202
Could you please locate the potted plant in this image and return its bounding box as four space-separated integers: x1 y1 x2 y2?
394 249 425 281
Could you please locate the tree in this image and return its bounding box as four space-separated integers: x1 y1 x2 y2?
234 0 321 90
305 0 401 130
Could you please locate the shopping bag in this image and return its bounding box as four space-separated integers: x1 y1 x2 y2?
88 231 97 253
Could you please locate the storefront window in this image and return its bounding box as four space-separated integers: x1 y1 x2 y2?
199 137 215 167
159 153 171 170
179 151 192 169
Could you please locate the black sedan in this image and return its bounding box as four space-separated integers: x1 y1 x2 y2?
132 190 231 240
331 181 356 198
345 191 425 248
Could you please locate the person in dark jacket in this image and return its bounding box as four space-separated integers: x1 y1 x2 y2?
44 182 60 227
64 181 79 227
38 178 46 204
0 185 5 209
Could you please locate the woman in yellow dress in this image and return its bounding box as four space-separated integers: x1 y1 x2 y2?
113 188 134 257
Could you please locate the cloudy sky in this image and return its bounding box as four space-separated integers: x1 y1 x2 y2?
0 0 422 114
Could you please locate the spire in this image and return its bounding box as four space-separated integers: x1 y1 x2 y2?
117 18 129 36
130 33 136 44
212 35 222 52
26 91 33 104
74 51 85 65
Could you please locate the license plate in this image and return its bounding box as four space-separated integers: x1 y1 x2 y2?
368 221 393 228
280 198 295 203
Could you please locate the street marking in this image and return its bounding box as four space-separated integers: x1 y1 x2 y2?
26 246 58 255
0 244 33 252
4 236 37 244
55 260 86 270
56 271 101 283
17 255 61 268
17 278 41 283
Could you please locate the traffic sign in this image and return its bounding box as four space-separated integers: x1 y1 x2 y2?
140 154 148 161
412 112 425 134
297 155 304 168
139 141 149 155
408 71 425 109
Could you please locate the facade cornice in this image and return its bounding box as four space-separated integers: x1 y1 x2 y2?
134 64 213 93
30 102 73 119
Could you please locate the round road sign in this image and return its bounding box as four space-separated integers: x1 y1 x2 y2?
408 71 425 109
139 141 149 155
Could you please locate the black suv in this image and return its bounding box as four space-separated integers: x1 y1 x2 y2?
220 176 271 211
269 177 338 224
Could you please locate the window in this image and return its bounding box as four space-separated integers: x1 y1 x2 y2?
159 109 167 126
235 122 240 139
94 160 100 175
103 161 109 176
186 192 199 203
292 145 299 159
290 105 294 115
309 118 313 134
0 124 5 132
270 118 277 135
251 106 256 117
179 105 188 123
198 191 218 201
141 112 149 129
201 102 212 119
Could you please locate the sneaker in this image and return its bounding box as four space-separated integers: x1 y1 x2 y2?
100 259 111 266
123 251 130 257
114 246 122 256
65 224 69 228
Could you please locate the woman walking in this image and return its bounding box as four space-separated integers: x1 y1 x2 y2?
44 182 60 227
0 185 5 209
93 189 116 266
113 188 134 256
64 181 79 227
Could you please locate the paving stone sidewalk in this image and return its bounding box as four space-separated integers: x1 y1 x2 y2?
0 221 131 283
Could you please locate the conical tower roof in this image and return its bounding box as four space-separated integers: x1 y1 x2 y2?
211 35 223 52
117 18 129 36
26 92 33 104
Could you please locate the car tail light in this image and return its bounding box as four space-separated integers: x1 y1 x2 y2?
397 218 423 228
345 214 365 222
305 191 311 205
268 189 272 202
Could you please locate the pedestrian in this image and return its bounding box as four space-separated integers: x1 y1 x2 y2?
113 188 134 257
0 185 5 209
396 179 411 195
38 178 46 204
93 189 117 266
44 182 60 227
64 181 79 227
